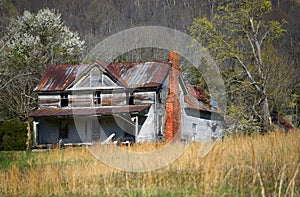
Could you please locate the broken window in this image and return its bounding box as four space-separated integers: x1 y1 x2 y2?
94 91 101 105
60 93 68 107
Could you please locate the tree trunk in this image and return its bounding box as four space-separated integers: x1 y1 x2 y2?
262 94 272 131
26 120 31 150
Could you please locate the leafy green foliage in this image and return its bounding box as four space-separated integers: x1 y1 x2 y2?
0 118 27 150
189 0 290 132
224 105 261 135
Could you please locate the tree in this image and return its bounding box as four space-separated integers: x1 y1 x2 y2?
189 0 287 131
0 118 27 150
0 8 85 148
0 8 85 118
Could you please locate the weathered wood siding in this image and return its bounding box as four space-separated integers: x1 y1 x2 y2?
181 108 223 142
136 105 156 142
69 93 93 107
38 95 60 108
38 119 59 144
93 116 125 142
101 92 126 106
37 117 130 145
133 92 155 104
72 67 120 89
72 118 92 143
38 91 128 108
37 118 85 144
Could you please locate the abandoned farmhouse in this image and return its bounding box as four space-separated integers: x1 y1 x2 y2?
30 51 223 146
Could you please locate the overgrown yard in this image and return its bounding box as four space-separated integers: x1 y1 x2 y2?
0 130 299 196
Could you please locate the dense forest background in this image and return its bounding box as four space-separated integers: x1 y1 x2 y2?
0 0 299 149
1 0 298 60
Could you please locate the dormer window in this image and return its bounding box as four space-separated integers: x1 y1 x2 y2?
60 93 68 107
94 91 101 105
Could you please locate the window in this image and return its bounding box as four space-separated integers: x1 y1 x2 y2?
128 93 134 105
94 91 101 105
60 93 68 107
192 123 197 136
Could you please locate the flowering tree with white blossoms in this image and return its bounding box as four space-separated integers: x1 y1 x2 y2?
0 8 85 120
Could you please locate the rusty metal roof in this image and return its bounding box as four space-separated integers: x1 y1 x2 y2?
33 61 215 113
34 61 170 92
184 94 211 112
186 84 210 105
184 84 214 112
30 105 150 117
33 64 90 92
101 61 171 89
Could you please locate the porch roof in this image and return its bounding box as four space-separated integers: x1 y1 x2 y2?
30 105 150 117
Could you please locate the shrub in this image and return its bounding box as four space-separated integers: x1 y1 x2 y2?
0 118 27 150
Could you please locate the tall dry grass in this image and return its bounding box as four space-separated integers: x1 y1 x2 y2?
0 130 299 196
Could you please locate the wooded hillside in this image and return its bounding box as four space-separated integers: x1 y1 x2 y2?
1 0 298 58
0 0 299 141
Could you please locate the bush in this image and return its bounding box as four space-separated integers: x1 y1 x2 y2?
0 118 27 150
224 116 262 136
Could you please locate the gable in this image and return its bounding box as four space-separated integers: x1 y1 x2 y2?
33 64 90 92
68 64 124 90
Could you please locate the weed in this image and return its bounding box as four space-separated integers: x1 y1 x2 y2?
0 130 299 196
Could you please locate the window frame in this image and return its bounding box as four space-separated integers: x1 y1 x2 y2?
94 91 101 105
60 93 69 107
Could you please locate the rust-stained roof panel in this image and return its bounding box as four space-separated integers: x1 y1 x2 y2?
104 61 171 89
184 94 210 112
33 64 90 92
186 84 210 105
34 61 170 92
30 105 150 117
184 84 216 112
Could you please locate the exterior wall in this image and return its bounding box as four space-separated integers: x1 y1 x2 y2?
72 118 92 143
133 92 155 104
72 66 120 88
74 116 128 143
136 105 156 142
101 92 126 106
37 118 83 144
181 108 223 142
69 92 93 107
37 116 130 145
98 116 132 141
38 91 127 108
38 94 60 108
38 119 59 144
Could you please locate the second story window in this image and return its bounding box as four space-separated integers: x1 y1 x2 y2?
128 93 134 105
94 91 101 105
60 93 68 107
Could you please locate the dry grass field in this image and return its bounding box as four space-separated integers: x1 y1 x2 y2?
0 130 299 196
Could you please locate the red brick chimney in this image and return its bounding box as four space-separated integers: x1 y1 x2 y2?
165 51 181 142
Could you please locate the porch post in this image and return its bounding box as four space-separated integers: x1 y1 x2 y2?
135 116 139 142
33 121 39 146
